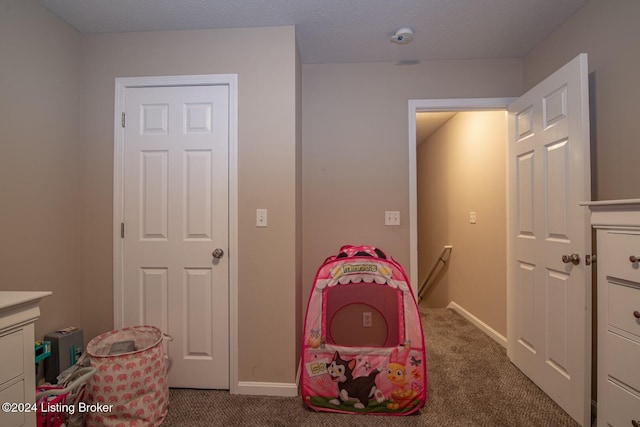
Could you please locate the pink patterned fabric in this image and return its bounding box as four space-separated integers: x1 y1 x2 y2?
302 245 427 415
84 326 168 427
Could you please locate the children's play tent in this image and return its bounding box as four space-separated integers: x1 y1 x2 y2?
301 245 427 415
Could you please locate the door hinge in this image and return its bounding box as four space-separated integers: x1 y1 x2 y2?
121 222 125 238
121 112 126 128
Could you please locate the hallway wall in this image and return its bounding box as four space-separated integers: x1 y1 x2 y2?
417 111 507 336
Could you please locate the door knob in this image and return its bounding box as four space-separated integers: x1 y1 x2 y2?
561 253 580 265
212 248 224 259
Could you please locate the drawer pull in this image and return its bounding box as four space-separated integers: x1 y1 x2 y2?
631 255 640 263
634 311 640 319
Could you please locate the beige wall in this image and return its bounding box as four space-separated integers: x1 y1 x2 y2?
417 118 451 309
524 0 640 201
417 111 508 335
301 60 522 315
79 26 300 383
0 0 82 339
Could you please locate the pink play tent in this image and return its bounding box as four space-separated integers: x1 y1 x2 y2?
301 245 427 415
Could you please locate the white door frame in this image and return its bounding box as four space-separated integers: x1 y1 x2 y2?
408 98 515 289
113 74 239 393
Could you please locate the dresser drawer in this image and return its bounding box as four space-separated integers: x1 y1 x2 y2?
607 331 640 392
0 380 26 427
606 380 640 427
608 282 640 338
601 231 640 283
0 329 24 386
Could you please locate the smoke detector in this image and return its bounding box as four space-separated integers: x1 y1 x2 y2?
390 27 414 45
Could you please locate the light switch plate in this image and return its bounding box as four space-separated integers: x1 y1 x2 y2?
385 211 400 226
256 209 267 227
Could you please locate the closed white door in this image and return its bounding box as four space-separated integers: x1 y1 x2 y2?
507 54 591 425
122 85 229 389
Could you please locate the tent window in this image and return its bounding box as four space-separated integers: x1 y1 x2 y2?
324 283 402 347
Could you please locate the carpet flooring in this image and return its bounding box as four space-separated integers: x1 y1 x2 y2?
163 308 579 426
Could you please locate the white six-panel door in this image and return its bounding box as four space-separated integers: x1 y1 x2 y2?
122 84 229 389
507 54 591 425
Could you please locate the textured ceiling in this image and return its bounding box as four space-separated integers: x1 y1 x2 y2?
39 0 587 64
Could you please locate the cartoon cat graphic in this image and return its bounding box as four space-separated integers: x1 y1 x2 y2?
326 351 379 409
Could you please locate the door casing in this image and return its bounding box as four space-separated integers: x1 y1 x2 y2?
113 74 239 393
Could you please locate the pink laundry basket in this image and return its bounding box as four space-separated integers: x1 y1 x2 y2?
84 326 169 427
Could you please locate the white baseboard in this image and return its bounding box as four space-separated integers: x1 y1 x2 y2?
234 381 298 397
447 301 507 348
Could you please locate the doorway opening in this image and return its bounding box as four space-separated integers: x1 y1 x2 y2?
408 98 513 342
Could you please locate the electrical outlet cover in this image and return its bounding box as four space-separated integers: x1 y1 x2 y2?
362 312 372 327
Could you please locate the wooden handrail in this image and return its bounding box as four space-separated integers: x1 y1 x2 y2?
418 245 452 300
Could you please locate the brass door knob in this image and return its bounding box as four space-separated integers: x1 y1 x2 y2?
212 248 224 259
561 253 580 265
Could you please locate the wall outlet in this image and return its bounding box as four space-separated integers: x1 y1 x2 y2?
385 211 400 226
362 312 372 327
256 209 268 227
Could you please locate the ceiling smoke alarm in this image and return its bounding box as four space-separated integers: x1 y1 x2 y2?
390 27 414 45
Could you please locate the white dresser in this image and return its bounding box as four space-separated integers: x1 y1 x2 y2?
585 200 640 427
0 291 51 427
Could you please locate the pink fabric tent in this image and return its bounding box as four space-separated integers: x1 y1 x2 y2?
301 245 427 415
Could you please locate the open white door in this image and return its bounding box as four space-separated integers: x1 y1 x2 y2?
507 53 591 425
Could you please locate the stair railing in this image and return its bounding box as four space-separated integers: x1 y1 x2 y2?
418 245 453 300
